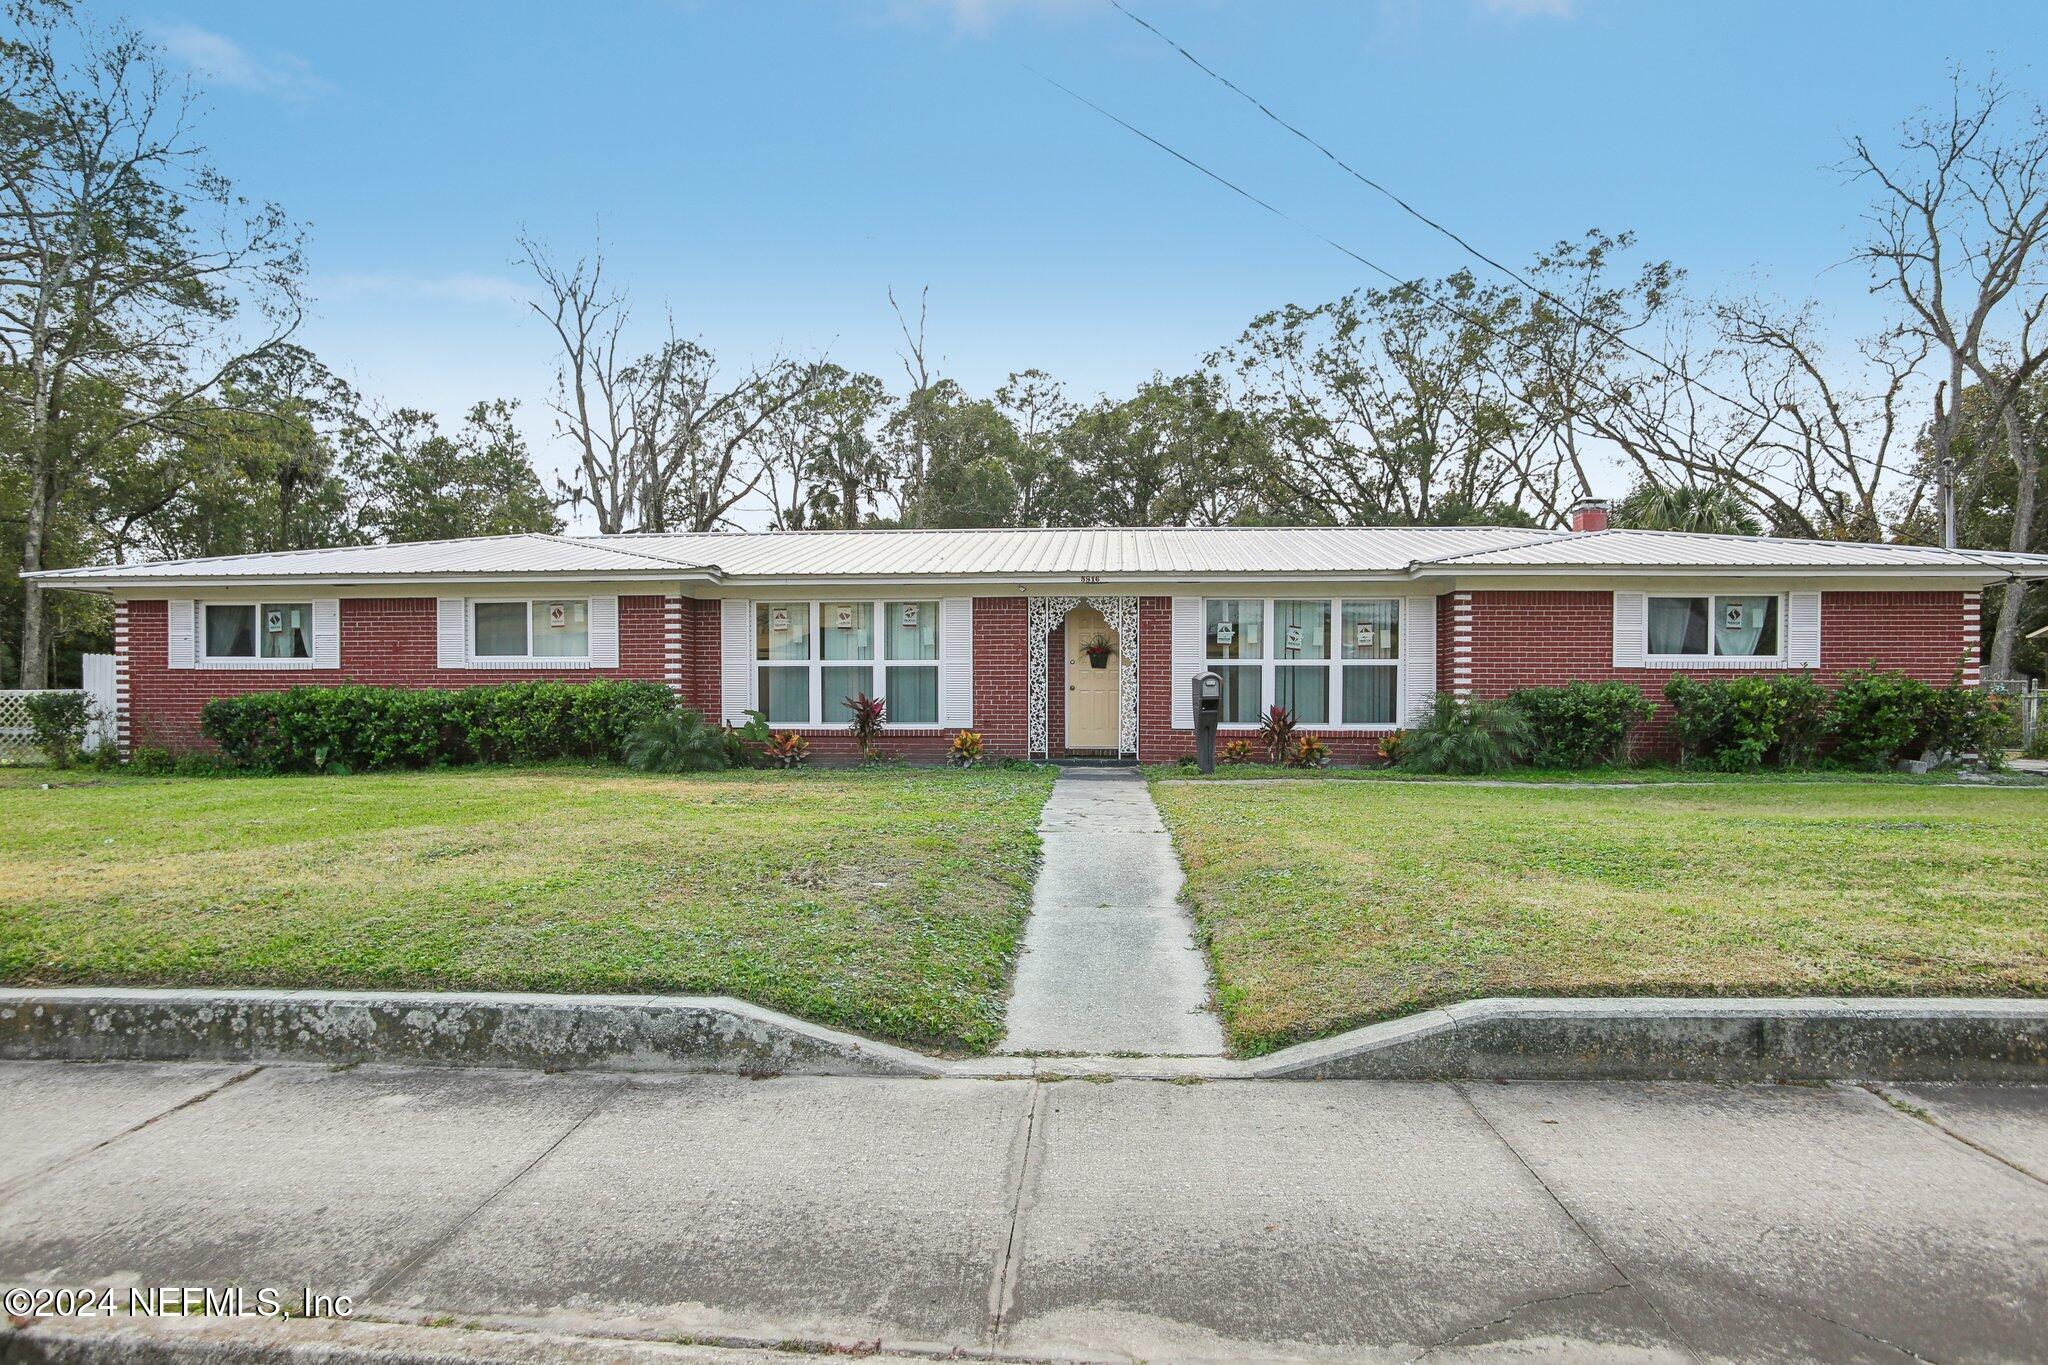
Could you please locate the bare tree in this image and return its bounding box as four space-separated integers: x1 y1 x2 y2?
1852 71 2048 679
0 4 304 685
521 235 821 534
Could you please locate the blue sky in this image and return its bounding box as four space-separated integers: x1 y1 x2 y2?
144 0 2045 524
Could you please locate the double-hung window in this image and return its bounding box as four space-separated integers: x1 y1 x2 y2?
472 598 590 661
1646 594 1781 660
757 600 941 726
202 602 313 661
1204 597 1402 728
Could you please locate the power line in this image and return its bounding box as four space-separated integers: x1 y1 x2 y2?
1107 0 1812 449
1025 66 1777 512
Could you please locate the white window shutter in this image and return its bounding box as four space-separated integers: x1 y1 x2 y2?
312 599 341 668
1612 591 1647 668
720 599 753 724
436 597 466 668
1787 591 1821 668
167 599 196 669
1400 594 1437 727
1170 596 1202 729
588 595 620 668
940 596 974 726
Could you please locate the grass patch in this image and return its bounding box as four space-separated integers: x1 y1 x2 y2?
1150 776 2048 1054
0 764 1056 1053
1152 762 2046 787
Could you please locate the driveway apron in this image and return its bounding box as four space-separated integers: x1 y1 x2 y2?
998 768 1225 1056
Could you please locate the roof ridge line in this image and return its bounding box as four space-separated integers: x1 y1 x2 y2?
1411 526 1586 567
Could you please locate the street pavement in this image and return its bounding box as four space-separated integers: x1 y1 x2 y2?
1 1060 2044 1362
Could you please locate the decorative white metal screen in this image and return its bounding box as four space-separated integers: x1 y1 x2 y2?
1026 595 1140 758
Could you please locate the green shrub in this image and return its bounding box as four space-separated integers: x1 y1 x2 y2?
1827 667 1938 770
1923 673 2012 767
1663 673 1831 771
1395 694 1532 775
23 691 95 767
1506 681 1653 768
1771 674 1833 768
622 709 728 773
199 679 673 773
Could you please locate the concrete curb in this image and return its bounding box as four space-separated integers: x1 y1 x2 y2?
1247 997 2048 1081
0 988 945 1078
0 1314 936 1363
4 989 2046 1082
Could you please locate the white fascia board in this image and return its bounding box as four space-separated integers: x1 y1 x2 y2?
1410 567 2023 592
44 570 717 595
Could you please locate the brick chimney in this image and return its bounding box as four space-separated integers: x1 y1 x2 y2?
1569 497 1610 533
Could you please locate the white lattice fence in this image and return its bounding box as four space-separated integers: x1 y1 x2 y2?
0 689 87 763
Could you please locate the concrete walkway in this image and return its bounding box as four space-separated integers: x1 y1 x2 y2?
3 1060 2045 1361
998 767 1224 1056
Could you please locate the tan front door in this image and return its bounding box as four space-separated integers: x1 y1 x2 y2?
1064 606 1120 750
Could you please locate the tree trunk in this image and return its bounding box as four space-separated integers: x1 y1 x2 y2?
16 432 56 689
1987 402 2040 682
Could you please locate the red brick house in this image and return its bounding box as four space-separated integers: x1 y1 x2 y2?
31 504 2048 763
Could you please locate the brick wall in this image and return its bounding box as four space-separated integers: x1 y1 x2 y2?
118 585 1977 767
122 596 674 751
1456 589 1976 759
972 596 1028 757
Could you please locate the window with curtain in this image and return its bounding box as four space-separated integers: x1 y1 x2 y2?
757 602 812 724
1648 595 1780 658
473 598 587 660
1340 599 1399 724
1205 598 1264 723
884 600 939 723
1204 596 1404 729
203 602 316 660
820 601 874 724
755 599 945 727
1273 599 1330 724
530 599 588 657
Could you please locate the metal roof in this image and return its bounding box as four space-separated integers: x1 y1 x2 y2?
25 523 2048 587
1427 528 2048 572
29 534 706 582
579 525 1560 577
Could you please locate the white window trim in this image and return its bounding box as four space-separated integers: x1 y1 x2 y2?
467 596 593 667
196 600 322 670
1644 592 1789 669
1204 596 1403 731
755 598 946 731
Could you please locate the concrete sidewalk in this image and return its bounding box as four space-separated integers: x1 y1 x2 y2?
3 1060 2045 1362
999 767 1224 1056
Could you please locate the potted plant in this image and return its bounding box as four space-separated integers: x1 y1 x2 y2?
1082 634 1112 669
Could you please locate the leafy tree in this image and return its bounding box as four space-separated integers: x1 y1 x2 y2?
1058 373 1277 526
0 3 305 686
347 400 561 543
888 381 1023 528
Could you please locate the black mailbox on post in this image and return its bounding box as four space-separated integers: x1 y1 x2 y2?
1192 671 1224 773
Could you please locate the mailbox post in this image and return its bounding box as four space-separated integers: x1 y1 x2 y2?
1191 671 1224 773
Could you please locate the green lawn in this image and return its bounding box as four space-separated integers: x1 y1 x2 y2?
0 764 1056 1052
1151 776 2048 1054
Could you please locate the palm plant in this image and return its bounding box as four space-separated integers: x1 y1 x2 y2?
622 709 729 773
1396 695 1533 775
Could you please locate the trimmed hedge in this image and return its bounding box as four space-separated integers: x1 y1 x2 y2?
199 679 674 773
